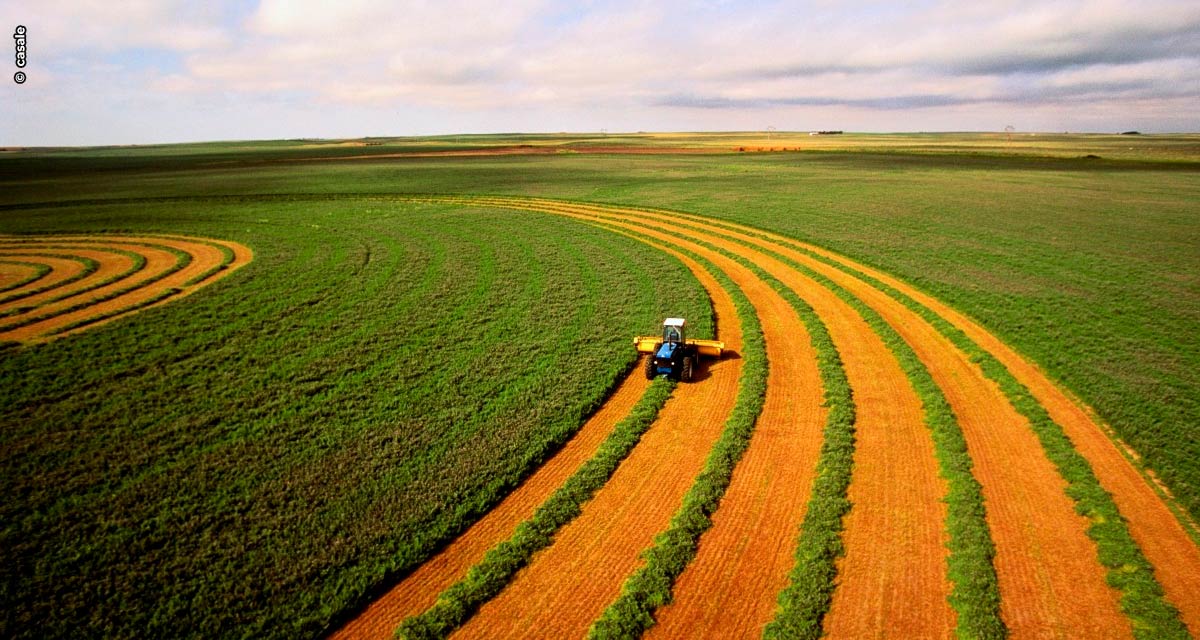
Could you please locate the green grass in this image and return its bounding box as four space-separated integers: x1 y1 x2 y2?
0 200 711 639
0 134 1195 637
396 376 677 639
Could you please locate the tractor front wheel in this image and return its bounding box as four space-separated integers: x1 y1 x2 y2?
644 355 656 380
681 356 694 382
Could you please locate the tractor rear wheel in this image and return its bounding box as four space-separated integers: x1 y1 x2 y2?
644 355 656 380
681 356 694 382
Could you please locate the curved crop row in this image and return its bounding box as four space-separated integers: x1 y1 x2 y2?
587 235 768 639
380 195 1194 639
0 253 99 307
651 203 1194 637
0 261 52 295
810 254 1189 638
397 376 676 639
0 235 250 343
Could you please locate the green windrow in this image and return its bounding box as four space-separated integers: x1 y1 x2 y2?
396 377 677 639
0 253 99 307
666 209 1187 639
586 228 768 639
804 254 1189 638
0 261 52 295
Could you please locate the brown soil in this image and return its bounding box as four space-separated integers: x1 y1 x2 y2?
634 224 830 637
0 255 89 304
0 262 40 288
329 372 653 640
453 240 743 639
652 212 1134 638
0 235 251 343
0 247 139 315
800 244 1200 635
544 202 954 637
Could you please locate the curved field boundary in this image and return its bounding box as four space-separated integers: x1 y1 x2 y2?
0 234 252 343
0 261 52 294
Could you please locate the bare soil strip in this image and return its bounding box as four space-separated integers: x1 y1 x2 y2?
0 247 139 315
661 214 1200 636
512 201 954 637
452 243 743 639
0 255 88 304
628 211 1133 637
586 214 829 639
0 235 251 343
330 372 652 640
0 262 44 292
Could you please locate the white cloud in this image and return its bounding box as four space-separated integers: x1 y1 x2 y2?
1 0 1197 144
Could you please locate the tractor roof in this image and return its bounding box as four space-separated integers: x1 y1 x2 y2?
663 317 686 327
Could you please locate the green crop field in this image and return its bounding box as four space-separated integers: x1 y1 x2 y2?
1 132 1197 638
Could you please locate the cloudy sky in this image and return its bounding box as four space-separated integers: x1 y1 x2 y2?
2 0 1198 145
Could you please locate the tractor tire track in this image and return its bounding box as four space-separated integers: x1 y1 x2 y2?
452 242 743 639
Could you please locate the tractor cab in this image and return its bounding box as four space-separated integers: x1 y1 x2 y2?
662 317 686 344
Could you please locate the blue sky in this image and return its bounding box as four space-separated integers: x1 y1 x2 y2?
2 0 1198 146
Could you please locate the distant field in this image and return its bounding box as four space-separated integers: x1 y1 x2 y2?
0 133 1197 638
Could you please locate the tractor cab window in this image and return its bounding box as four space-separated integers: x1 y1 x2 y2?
663 326 681 343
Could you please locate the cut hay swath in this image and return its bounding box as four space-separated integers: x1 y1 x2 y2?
329 195 1198 640
0 235 252 344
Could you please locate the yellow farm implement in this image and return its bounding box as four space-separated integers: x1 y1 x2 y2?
634 318 724 381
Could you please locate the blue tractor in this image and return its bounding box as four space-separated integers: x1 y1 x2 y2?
633 318 724 382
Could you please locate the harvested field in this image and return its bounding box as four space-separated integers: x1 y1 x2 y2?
4 135 1196 640
0 235 252 343
347 196 1196 640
